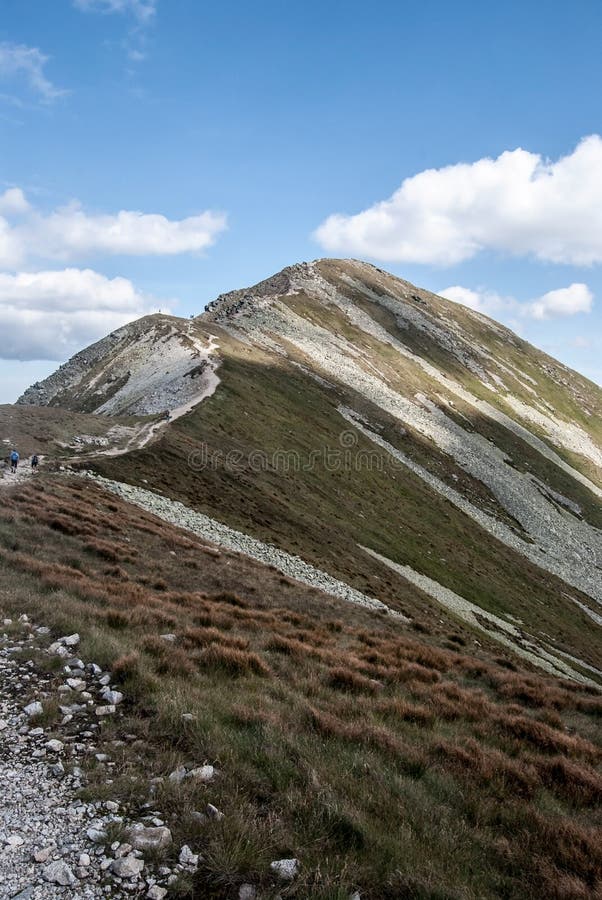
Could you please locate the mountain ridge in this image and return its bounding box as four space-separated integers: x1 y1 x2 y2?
3 257 602 898
13 258 602 681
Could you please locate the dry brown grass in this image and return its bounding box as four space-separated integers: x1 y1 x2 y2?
198 643 271 677
326 666 380 695
1 477 601 899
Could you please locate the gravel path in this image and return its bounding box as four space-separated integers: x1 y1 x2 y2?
0 621 179 899
0 462 37 490
0 628 106 898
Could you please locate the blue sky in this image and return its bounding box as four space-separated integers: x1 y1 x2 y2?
1 0 601 402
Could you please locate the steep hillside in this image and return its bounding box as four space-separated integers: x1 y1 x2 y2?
18 313 219 418
29 258 596 687
0 477 601 899
6 258 602 897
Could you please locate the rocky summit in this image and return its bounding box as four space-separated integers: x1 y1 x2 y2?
2 258 601 899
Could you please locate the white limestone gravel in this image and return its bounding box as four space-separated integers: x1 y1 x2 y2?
80 473 407 622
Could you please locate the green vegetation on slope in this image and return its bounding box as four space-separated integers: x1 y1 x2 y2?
0 477 600 899
95 352 602 672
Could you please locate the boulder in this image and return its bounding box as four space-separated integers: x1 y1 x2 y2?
111 855 144 878
43 860 76 886
125 825 172 853
270 858 299 880
178 844 199 870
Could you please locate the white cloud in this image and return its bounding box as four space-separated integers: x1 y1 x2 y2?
0 189 227 266
526 284 593 320
440 283 594 320
315 136 602 266
0 188 30 216
73 0 157 22
0 42 66 102
0 268 165 360
439 286 503 312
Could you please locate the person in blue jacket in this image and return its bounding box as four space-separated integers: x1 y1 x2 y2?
9 450 19 473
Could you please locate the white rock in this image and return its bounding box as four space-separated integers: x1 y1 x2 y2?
101 689 123 705
62 633 80 647
206 803 224 821
160 633 176 642
23 701 43 717
45 739 64 752
239 885 257 899
270 858 299 880
178 844 199 869
86 826 108 844
111 854 144 878
43 860 76 886
187 764 215 782
33 845 54 862
79 852 91 867
147 887 168 900
95 704 116 716
5 834 24 848
126 825 172 853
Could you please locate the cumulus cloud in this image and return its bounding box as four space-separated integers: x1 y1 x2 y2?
440 283 594 320
0 42 66 102
315 136 602 266
526 284 593 319
73 0 157 22
0 268 165 360
0 189 227 266
0 188 30 216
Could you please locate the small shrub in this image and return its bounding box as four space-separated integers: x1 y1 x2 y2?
105 609 129 629
199 644 271 677
536 756 602 806
112 652 140 681
182 627 249 651
326 667 380 694
211 591 249 608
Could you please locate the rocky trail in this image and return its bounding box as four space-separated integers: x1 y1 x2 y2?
0 619 200 899
0 462 38 489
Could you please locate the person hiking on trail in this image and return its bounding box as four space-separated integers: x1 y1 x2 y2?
10 450 19 473
31 454 39 472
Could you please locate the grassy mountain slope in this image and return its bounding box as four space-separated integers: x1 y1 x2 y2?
76 259 602 683
0 476 600 899
7 258 602 896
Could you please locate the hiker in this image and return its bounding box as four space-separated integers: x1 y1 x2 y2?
10 450 19 473
31 454 39 472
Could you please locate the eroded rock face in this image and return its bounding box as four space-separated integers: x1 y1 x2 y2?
17 315 220 418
